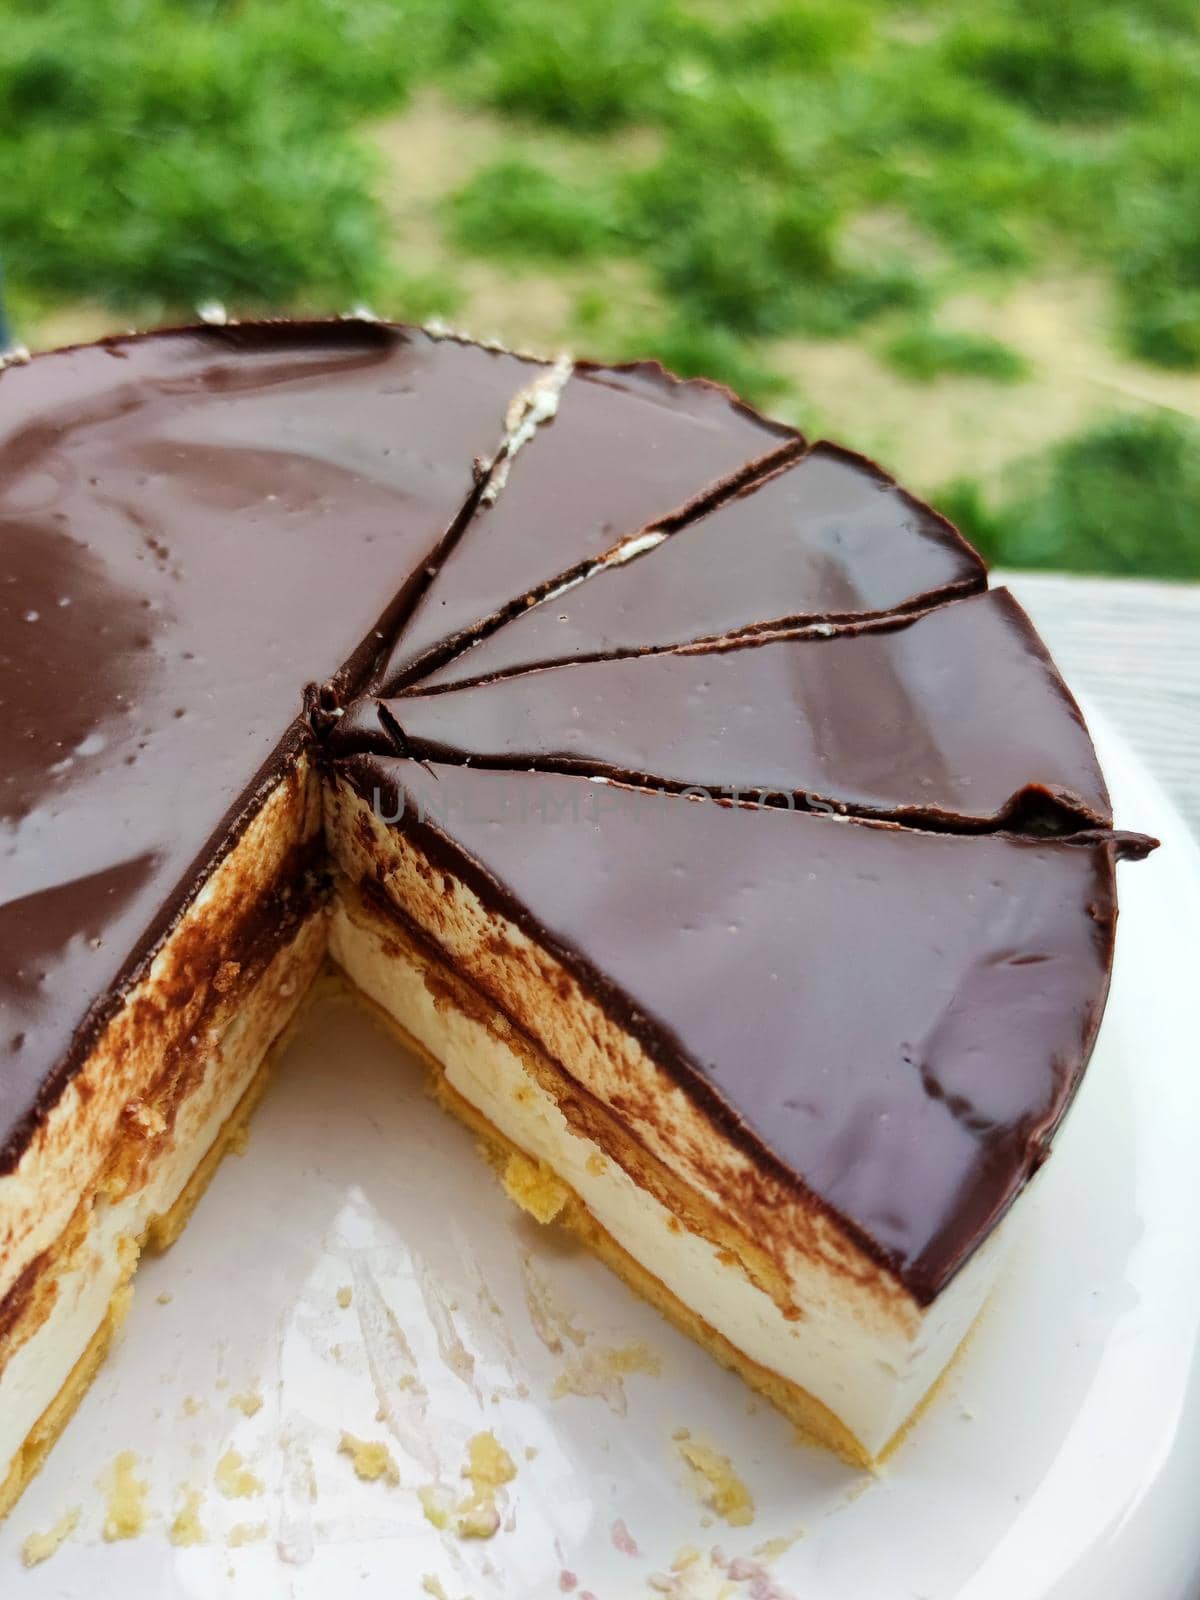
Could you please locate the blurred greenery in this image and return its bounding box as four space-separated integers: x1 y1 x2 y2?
450 160 619 261
1 0 1198 576
881 324 1029 383
940 413 1200 579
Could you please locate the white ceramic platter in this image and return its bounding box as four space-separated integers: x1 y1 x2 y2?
4 708 1199 1599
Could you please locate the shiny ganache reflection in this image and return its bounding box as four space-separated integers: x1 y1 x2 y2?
0 322 544 1161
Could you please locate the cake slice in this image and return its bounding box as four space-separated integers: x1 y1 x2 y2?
358 589 1111 831
413 442 987 691
0 320 544 1514
380 361 803 687
0 316 1151 1520
324 756 1129 1463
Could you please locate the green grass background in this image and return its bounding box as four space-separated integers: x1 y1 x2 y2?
2 0 1199 576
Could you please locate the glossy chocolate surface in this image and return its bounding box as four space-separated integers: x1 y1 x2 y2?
0 321 542 1166
382 361 802 687
1 319 1142 1306
336 756 1120 1301
417 442 986 690
370 589 1111 829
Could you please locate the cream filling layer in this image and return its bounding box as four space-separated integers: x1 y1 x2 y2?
324 780 926 1341
0 758 323 1306
330 902 1015 1456
0 914 325 1486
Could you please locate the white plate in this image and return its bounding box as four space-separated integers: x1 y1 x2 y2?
5 709 1200 1600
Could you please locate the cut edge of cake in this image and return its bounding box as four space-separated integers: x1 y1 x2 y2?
0 759 328 1513
407 439 988 694
378 363 806 690
316 757 1135 1464
0 318 1153 1522
326 870 1012 1467
362 588 1114 835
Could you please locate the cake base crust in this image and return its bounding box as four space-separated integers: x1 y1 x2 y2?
339 975 873 1466
0 1281 131 1523
0 942 325 1517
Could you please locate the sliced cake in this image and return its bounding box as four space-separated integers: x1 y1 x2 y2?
0 320 553 1514
356 589 1111 831
324 756 1131 1462
379 361 803 687
0 317 1150 1516
411 441 987 691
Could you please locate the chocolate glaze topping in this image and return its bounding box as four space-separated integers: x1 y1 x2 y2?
355 589 1111 831
381 360 803 688
0 319 1150 1307
415 442 986 690
0 321 544 1167
335 756 1120 1302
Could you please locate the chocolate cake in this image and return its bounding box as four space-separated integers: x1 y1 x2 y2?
0 319 1151 1511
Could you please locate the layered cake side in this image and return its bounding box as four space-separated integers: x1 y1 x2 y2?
0 323 553 1511
323 757 1129 1461
0 760 327 1515
0 321 810 1511
0 318 1149 1511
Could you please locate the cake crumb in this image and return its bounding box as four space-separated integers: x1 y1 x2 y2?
503 1152 568 1223
755 1528 803 1560
215 1448 263 1499
338 1431 399 1486
101 1451 150 1541
125 1098 167 1137
337 1284 353 1308
21 1506 79 1567
458 1429 516 1537
524 1445 538 1461
418 1483 451 1530
229 1390 263 1417
677 1438 755 1527
464 1430 516 1493
585 1152 606 1178
228 1521 268 1546
456 1500 502 1540
156 1291 173 1306
420 1431 517 1541
183 1395 203 1416
168 1485 205 1547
